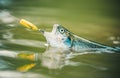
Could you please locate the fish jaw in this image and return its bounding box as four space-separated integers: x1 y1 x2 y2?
43 24 69 48
51 24 59 34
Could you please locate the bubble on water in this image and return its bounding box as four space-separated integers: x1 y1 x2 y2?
113 40 120 45
108 36 115 40
108 36 120 45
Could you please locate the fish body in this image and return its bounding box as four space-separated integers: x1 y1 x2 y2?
43 24 120 52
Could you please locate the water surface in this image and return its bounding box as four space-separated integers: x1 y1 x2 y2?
0 0 120 78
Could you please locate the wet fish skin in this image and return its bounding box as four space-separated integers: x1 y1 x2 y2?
43 24 120 52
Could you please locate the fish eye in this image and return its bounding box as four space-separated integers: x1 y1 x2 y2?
59 28 65 34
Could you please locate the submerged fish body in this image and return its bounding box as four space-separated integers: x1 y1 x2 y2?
42 24 120 52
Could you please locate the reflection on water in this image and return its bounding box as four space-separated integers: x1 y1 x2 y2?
0 48 78 70
0 47 116 78
17 63 36 72
41 48 79 69
0 48 71 78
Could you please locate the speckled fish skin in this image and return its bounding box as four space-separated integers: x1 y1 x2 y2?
43 24 120 52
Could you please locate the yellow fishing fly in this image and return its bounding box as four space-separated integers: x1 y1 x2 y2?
17 63 36 72
20 19 39 31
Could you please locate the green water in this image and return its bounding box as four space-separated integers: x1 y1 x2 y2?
0 0 120 78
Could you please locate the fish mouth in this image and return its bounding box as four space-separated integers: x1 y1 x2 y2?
52 24 60 33
40 24 60 34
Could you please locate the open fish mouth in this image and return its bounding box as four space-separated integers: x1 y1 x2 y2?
51 24 60 34
39 24 60 34
42 24 69 48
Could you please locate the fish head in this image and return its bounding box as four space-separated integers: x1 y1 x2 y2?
43 24 74 48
